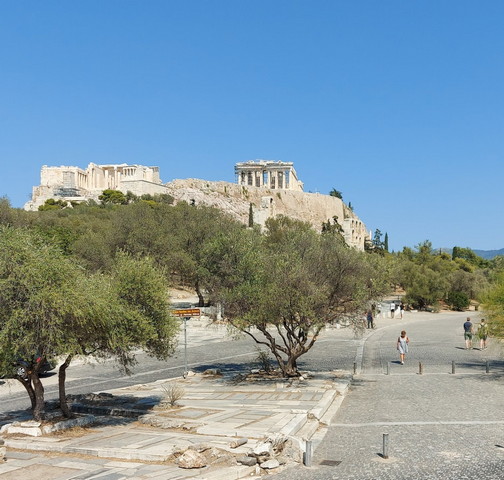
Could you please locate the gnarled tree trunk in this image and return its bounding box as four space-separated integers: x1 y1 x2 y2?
16 377 36 410
31 374 45 421
58 354 74 418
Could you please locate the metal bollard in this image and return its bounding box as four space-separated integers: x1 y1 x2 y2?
304 440 312 467
419 362 423 375
486 360 490 374
382 433 389 459
451 360 455 374
386 362 390 375
353 362 357 374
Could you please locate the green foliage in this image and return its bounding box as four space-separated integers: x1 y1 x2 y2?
321 216 344 239
0 226 178 419
213 217 390 377
446 291 470 311
481 272 504 339
99 189 128 205
394 240 490 310
38 198 68 211
452 246 488 268
329 188 343 199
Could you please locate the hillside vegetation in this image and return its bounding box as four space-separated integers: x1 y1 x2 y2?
0 193 503 399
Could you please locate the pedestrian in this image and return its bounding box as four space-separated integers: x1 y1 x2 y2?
390 302 396 318
398 302 404 319
366 310 374 329
396 330 409 365
463 317 474 349
478 319 489 350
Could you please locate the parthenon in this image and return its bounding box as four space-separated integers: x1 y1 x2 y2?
235 160 304 191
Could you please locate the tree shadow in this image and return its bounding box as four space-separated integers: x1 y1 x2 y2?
0 392 164 429
194 362 252 377
451 359 504 382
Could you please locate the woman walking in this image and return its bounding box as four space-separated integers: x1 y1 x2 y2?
397 330 409 365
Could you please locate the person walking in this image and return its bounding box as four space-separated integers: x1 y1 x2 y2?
366 310 374 329
390 302 396 318
463 317 474 349
396 330 409 365
478 319 489 350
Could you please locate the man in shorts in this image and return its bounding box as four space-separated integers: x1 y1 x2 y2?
463 317 474 349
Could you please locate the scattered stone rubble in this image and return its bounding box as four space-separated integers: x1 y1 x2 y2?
234 433 301 471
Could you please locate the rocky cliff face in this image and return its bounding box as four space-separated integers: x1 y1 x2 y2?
164 179 369 250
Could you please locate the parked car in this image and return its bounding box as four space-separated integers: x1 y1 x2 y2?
15 355 55 379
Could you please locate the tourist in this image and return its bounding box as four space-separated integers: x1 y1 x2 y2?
396 330 409 364
390 302 396 318
478 319 489 350
463 317 474 349
366 310 374 329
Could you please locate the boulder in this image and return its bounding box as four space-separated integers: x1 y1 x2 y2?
253 441 273 456
177 449 207 469
260 458 281 469
237 456 257 466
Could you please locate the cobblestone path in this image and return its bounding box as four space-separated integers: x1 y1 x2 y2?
269 313 504 479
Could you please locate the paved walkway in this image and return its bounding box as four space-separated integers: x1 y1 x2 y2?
269 313 504 480
0 366 349 479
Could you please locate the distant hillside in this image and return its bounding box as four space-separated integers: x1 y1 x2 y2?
437 247 504 260
473 248 504 260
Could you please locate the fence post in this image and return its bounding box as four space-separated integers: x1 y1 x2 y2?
353 362 357 375
386 362 390 376
304 440 312 467
418 362 423 375
382 433 389 459
486 360 490 374
451 360 455 374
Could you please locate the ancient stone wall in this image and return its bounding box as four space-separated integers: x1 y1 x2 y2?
164 179 368 250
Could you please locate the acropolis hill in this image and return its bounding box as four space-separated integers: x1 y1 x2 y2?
25 160 369 250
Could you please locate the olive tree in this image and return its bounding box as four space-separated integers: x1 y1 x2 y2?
206 217 389 377
0 226 178 420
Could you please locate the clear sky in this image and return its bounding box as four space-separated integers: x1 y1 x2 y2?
1 1 503 252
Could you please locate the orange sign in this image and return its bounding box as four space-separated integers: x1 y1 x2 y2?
172 308 201 317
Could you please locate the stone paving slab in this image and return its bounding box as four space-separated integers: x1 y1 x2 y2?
0 371 349 479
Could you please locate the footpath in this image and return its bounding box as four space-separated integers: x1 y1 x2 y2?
268 311 504 480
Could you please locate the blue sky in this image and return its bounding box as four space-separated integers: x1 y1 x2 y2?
1 1 503 252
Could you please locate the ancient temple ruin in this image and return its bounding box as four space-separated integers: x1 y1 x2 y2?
24 163 168 210
235 160 304 191
23 159 370 251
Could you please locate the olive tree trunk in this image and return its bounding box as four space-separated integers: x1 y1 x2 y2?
58 354 74 418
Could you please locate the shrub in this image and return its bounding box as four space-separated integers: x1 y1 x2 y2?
160 382 185 407
447 291 470 311
255 349 274 373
